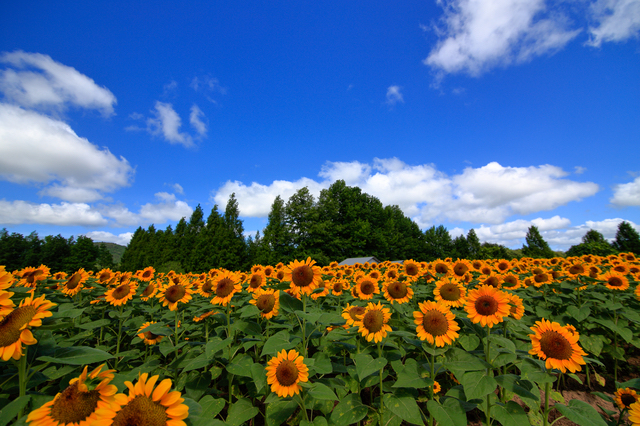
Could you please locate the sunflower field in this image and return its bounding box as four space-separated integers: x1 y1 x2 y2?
1 254 640 426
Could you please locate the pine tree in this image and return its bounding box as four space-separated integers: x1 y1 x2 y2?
612 221 640 255
257 195 292 265
522 226 554 258
466 229 481 259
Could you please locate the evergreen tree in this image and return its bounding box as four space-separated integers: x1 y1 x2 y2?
612 221 640 255
257 195 293 265
522 226 555 258
452 234 470 260
41 234 73 272
120 227 147 271
220 193 248 270
96 243 116 270
424 225 453 260
0 230 28 271
466 229 481 259
479 243 517 260
285 187 318 260
67 235 100 272
24 231 42 267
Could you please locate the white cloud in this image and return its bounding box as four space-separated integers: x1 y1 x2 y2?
190 104 207 136
101 192 193 226
191 76 226 95
212 158 599 225
588 0 640 46
172 183 184 194
146 101 193 147
610 176 640 206
424 0 581 76
0 103 134 202
0 200 108 226
0 51 116 116
386 85 404 105
84 231 134 246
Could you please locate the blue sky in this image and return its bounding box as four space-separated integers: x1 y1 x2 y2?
0 0 639 251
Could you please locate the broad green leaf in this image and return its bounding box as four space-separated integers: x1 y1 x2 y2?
261 330 298 357
461 371 497 400
226 398 259 426
579 335 604 357
353 353 387 381
383 392 424 425
226 354 254 378
308 382 338 401
0 395 30 426
251 363 267 393
193 396 225 426
554 400 608 426
620 378 640 389
206 337 232 357
185 372 211 401
566 305 591 322
266 399 298 426
427 398 467 426
311 352 333 375
494 375 538 402
491 336 516 353
329 393 368 426
392 358 433 389
300 416 329 426
37 346 113 365
279 292 303 313
77 319 112 330
181 352 211 373
492 401 528 426
445 347 489 374
458 334 480 351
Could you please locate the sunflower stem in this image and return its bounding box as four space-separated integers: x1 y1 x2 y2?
174 308 180 378
17 349 27 419
115 304 124 367
378 341 384 422
543 381 551 426
429 347 436 426
484 326 492 426
302 294 308 358
295 391 309 422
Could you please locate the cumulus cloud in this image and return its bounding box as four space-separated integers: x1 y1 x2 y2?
424 0 581 76
0 200 108 226
386 85 404 105
610 176 640 206
0 51 116 116
588 0 640 46
84 231 134 246
100 192 193 226
211 158 599 225
0 103 133 202
146 101 193 147
190 104 207 136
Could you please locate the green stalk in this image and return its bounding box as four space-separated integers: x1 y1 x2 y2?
429 347 436 426
174 308 180 378
485 326 492 426
543 381 551 426
17 350 27 419
295 391 309 422
302 294 308 358
378 341 384 423
115 304 124 367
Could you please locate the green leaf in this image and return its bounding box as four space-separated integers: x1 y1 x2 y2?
461 371 497 400
226 354 254 378
458 334 480 351
37 346 113 365
301 417 329 426
445 347 489 374
308 382 338 401
0 395 30 426
226 398 259 426
427 398 467 426
185 372 211 401
77 319 112 329
566 305 591 322
579 335 604 357
251 363 267 393
491 336 516 353
620 378 640 389
383 392 424 425
193 396 225 426
494 375 539 402
266 399 298 426
311 352 332 375
261 330 298 357
329 393 368 426
279 291 303 313
55 308 85 318
206 337 232 357
554 400 608 426
492 401 528 426
181 352 211 373
392 358 432 389
593 318 633 343
353 353 387 381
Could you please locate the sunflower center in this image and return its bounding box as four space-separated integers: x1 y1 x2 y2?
387 281 407 299
484 277 500 288
0 305 36 347
111 395 168 426
66 273 82 289
386 270 397 279
112 284 131 300
475 295 498 316
434 264 448 274
503 276 518 288
534 273 549 284
98 272 112 282
621 393 637 408
422 310 448 337
276 271 285 280
141 283 155 297
291 265 314 287
497 262 509 272
275 360 300 387
50 383 101 424
440 283 461 301
569 265 585 275
264 267 274 276
332 282 343 293
360 280 376 295
201 280 213 293
142 270 153 279
608 277 624 287
453 263 468 276
349 306 365 321
539 331 573 360
256 294 276 313
405 264 419 276
165 285 186 303
613 265 626 273
362 310 384 333
215 278 234 297
249 275 263 289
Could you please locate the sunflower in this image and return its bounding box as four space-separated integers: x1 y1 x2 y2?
451 259 472 279
480 272 503 288
331 279 349 296
208 270 241 306
599 271 630 291
532 271 553 287
246 272 265 293
0 289 15 319
96 269 115 284
495 259 511 273
611 263 630 275
157 278 193 311
433 261 450 276
470 260 485 271
105 281 137 307
383 279 414 304
61 269 90 296
342 304 366 327
251 264 264 274
413 301 459 347
403 259 421 277
0 294 55 361
501 273 521 290
52 271 67 281
614 388 638 410
465 285 510 328
283 257 323 297
434 277 466 308
27 364 117 426
311 280 329 300
565 262 588 278
384 268 399 281
92 373 189 426
18 265 50 288
528 319 587 373
195 277 215 298
353 301 392 343
432 380 441 394
249 288 280 319
137 322 165 345
140 281 159 301
265 349 309 398
136 266 155 282
506 293 525 320
629 401 640 425
355 275 380 301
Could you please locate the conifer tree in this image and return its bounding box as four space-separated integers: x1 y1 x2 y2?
612 221 640 255
522 226 554 258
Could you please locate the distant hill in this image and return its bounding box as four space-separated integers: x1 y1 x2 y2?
93 242 126 265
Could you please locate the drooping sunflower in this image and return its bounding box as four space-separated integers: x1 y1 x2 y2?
433 277 466 308
0 294 55 361
136 266 155 282
528 319 587 373
61 269 90 296
383 279 414 304
137 322 165 345
614 388 638 410
210 270 242 306
265 349 309 398
249 288 280 319
505 292 525 320
92 373 189 426
27 364 117 426
157 278 193 311
246 272 266 293
413 301 459 347
1 266 15 288
355 275 380 301
465 285 510 328
599 271 630 291
283 257 323 297
353 301 392 343
17 265 50 288
105 280 138 307
342 304 366 327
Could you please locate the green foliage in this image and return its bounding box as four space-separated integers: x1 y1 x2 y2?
566 229 617 257
522 226 555 258
612 221 640 255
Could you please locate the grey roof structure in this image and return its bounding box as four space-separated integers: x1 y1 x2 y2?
338 256 381 266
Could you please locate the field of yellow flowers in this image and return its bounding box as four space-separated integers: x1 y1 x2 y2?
1 254 640 426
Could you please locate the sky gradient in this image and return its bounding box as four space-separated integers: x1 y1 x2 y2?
1 0 639 252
